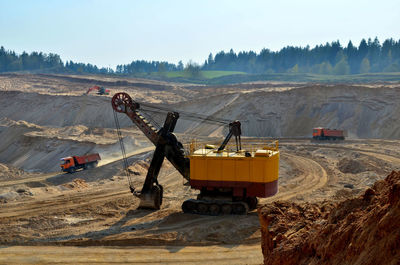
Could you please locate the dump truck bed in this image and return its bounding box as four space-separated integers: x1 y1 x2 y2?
74 153 100 165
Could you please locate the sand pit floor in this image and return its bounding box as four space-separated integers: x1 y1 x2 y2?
1 139 400 263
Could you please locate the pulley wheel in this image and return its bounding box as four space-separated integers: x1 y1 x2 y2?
111 92 133 113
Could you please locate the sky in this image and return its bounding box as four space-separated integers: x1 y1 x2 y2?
0 0 399 69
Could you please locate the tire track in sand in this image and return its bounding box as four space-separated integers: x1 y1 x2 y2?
263 153 328 202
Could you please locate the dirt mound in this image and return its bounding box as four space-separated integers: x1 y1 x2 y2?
0 163 26 180
127 160 149 176
337 158 365 174
62 178 88 190
258 170 400 265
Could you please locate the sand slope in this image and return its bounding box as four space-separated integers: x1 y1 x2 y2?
174 84 400 138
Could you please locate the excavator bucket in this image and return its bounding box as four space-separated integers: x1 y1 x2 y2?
138 185 163 210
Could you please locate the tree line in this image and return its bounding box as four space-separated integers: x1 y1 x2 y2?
0 47 113 74
1 37 400 75
115 60 182 74
0 47 64 72
203 37 400 74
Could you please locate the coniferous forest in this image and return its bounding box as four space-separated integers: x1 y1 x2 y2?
1 37 400 76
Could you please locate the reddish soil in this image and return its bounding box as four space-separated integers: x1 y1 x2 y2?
259 170 400 265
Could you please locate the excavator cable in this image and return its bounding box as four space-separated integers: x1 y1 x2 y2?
139 109 162 130
139 104 230 126
113 108 134 192
138 101 230 124
141 108 225 125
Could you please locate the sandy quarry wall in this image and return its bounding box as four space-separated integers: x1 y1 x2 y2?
1 85 400 139
0 119 149 172
0 91 134 128
174 84 400 139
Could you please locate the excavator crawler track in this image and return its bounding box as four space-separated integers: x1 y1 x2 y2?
182 199 249 215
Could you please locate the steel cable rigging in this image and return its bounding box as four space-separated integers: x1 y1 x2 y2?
112 98 233 190
138 101 231 126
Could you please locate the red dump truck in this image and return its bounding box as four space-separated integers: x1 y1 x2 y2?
60 153 101 173
312 127 345 140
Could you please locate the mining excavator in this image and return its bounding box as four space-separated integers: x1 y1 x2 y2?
86 85 110 95
111 92 279 215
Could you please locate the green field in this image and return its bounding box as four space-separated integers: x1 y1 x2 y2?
217 72 400 83
163 70 246 79
194 72 400 84
119 70 400 85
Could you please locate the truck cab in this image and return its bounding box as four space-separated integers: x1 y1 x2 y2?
60 157 75 172
312 128 323 138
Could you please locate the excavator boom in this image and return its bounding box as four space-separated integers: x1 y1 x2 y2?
112 92 189 209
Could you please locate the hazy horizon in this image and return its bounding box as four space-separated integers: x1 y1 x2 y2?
1 0 399 68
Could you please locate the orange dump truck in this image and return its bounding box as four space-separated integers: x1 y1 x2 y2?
312 127 345 140
60 153 100 173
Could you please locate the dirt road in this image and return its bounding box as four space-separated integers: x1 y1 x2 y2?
0 245 263 265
